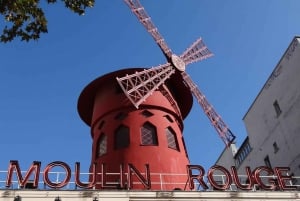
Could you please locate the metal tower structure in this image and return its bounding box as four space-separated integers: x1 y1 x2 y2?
117 0 236 146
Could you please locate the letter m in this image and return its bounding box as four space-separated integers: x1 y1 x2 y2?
6 160 41 188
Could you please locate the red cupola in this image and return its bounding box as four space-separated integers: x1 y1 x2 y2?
78 68 193 190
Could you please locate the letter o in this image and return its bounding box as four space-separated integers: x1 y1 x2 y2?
43 161 71 188
207 165 232 190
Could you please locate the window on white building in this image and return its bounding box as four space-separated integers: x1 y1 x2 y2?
273 100 282 117
234 138 252 167
264 155 272 168
273 142 279 153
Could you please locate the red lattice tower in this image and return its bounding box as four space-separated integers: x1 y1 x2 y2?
117 0 236 146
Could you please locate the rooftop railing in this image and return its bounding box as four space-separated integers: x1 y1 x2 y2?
0 170 299 191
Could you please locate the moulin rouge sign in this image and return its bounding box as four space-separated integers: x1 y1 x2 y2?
4 160 297 191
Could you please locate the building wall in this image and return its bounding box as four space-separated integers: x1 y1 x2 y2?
242 37 300 176
214 143 237 168
216 36 300 183
1 190 300 201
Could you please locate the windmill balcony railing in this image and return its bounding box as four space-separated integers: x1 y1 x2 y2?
0 170 299 191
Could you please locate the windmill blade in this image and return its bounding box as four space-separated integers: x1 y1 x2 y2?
181 71 236 146
116 63 175 108
180 38 213 65
124 0 173 59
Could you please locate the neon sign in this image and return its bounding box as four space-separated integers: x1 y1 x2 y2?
5 160 150 189
187 165 296 191
3 160 297 191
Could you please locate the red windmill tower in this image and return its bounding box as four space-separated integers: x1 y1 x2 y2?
78 0 235 190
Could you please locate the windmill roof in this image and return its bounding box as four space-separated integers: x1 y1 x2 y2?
77 68 193 126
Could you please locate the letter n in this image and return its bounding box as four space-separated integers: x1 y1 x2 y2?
127 163 151 189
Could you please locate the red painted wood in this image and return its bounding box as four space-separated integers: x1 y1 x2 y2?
78 69 193 190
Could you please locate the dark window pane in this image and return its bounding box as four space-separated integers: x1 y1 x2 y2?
164 115 174 123
141 110 154 118
115 125 130 149
115 112 128 120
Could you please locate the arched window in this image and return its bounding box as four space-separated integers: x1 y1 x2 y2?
141 122 158 145
115 125 130 149
166 127 179 151
97 133 107 157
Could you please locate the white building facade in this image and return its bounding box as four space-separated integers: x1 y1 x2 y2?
216 36 300 187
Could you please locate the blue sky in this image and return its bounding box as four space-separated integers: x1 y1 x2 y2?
1 0 300 174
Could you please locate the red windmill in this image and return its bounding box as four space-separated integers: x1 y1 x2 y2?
78 0 236 190
117 0 236 146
